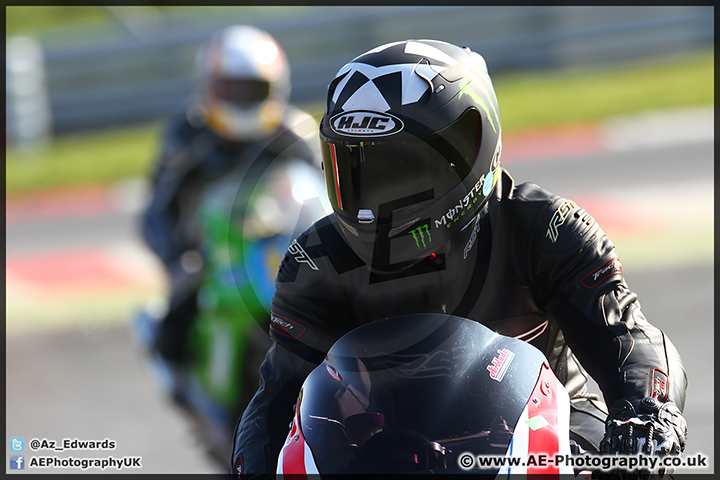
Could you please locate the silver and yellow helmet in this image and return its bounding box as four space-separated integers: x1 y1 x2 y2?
195 25 291 142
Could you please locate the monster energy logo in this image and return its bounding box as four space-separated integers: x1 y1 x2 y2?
410 224 432 249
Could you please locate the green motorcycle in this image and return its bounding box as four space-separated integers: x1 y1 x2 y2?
134 156 329 467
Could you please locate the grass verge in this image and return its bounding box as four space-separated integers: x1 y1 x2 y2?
6 50 713 196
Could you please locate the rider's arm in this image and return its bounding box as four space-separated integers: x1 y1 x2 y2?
232 223 348 477
140 115 204 266
531 196 687 409
231 341 316 477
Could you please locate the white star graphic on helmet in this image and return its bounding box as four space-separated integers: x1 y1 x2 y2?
333 62 448 112
331 41 458 114
340 77 391 112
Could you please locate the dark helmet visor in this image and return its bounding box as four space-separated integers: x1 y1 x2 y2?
211 78 271 105
322 108 481 224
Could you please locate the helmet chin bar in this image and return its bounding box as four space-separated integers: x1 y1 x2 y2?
348 160 498 270
342 208 480 276
338 189 435 272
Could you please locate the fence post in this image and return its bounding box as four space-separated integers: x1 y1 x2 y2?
6 35 53 152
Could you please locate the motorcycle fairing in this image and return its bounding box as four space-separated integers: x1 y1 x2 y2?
498 362 574 477
276 398 321 476
277 314 576 475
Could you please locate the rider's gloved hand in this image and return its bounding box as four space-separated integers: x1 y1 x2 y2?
596 397 687 479
600 397 687 455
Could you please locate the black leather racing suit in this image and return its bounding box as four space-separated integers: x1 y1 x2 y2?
140 105 320 362
231 168 687 476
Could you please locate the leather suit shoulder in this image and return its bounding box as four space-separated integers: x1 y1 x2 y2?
271 215 364 361
165 108 208 148
153 110 212 175
510 180 560 204
538 196 604 252
276 215 364 287
494 170 560 219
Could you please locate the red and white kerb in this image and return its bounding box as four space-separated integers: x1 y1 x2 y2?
497 363 574 478
329 143 343 211
276 400 320 477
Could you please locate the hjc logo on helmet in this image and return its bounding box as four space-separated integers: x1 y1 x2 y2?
330 110 404 137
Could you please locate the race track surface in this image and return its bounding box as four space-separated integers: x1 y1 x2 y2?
6 108 713 474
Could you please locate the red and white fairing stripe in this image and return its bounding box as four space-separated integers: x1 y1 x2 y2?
497 363 574 478
276 401 320 477
277 364 573 478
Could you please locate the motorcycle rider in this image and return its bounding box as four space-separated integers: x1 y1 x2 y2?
231 39 688 476
141 25 320 366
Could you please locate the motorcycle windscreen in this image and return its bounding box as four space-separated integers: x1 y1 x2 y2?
297 314 550 474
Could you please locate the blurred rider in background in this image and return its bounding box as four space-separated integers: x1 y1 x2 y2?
140 25 320 366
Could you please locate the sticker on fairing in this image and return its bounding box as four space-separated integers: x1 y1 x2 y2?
487 348 515 382
496 364 574 476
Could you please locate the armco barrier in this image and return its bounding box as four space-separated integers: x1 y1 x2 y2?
6 6 714 138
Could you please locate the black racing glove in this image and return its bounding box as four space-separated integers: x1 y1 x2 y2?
600 397 687 455
597 397 687 479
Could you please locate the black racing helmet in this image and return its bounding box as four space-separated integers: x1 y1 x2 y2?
319 39 502 272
